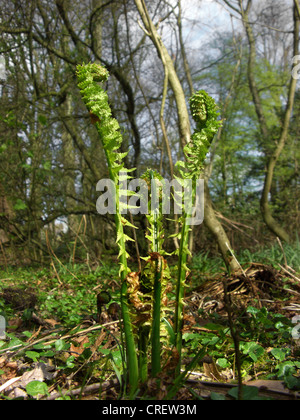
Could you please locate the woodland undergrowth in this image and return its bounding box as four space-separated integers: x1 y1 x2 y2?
0 243 299 400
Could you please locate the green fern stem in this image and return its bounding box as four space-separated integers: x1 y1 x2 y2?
138 324 150 383
174 213 189 376
118 215 139 396
151 256 163 377
149 170 162 376
145 170 164 376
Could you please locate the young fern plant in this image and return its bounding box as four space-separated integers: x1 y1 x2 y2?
76 63 221 392
76 63 139 395
174 90 222 375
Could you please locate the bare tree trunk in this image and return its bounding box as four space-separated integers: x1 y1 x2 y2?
240 0 299 242
260 2 299 243
203 180 240 272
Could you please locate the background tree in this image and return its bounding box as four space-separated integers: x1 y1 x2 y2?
222 0 299 242
0 0 299 268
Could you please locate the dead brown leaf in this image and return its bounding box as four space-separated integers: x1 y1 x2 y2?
69 336 90 357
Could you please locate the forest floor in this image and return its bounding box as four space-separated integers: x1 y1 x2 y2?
0 244 299 400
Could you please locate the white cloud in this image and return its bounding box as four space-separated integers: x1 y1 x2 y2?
180 0 236 49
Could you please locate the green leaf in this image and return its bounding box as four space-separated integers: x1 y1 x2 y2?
246 306 260 316
228 385 259 400
240 342 265 362
55 339 67 351
124 234 135 242
0 144 7 154
14 199 27 211
217 358 230 369
211 392 226 400
121 218 137 229
43 161 52 171
162 317 175 345
271 348 290 362
38 115 47 126
26 380 49 397
25 351 41 362
65 355 75 368
41 350 55 358
285 375 300 390
277 361 297 379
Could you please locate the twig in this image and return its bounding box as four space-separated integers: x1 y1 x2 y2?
225 242 246 275
51 260 63 285
276 237 288 268
216 212 255 230
0 376 22 393
278 264 300 283
137 19 150 36
0 320 121 356
43 378 120 400
185 378 300 400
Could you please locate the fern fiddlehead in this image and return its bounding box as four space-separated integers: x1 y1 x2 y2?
76 63 139 395
177 90 222 179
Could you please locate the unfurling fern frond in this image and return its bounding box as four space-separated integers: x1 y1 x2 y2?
76 63 127 181
177 90 222 180
76 63 139 395
77 63 136 275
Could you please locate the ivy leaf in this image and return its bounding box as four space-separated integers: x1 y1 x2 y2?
211 392 226 400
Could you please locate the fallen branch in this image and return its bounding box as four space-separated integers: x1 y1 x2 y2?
44 378 120 400
278 264 300 283
186 378 300 400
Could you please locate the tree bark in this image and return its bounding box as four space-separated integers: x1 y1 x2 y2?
240 0 299 242
203 180 240 272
